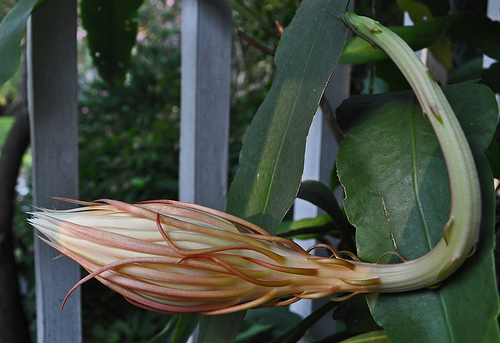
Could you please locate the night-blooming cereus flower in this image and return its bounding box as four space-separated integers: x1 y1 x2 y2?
29 199 378 315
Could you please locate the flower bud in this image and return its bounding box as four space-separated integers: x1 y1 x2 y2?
30 199 367 314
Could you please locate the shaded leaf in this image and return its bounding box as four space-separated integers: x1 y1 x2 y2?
297 180 343 221
0 0 43 85
81 0 144 86
298 180 355 250
276 215 334 240
148 316 177 343
396 0 452 23
339 330 389 343
374 59 410 91
342 295 380 334
171 313 200 343
148 314 199 343
339 17 450 64
197 313 246 343
236 307 302 343
226 0 348 235
417 0 449 17
340 12 500 66
0 117 14 148
448 56 483 84
485 123 500 179
448 12 500 61
270 301 338 343
396 0 433 23
428 35 452 69
336 83 499 342
481 62 500 94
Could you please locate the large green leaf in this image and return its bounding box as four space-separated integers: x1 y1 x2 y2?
226 0 348 232
448 12 500 62
198 0 349 342
80 0 144 86
336 83 499 342
0 0 43 86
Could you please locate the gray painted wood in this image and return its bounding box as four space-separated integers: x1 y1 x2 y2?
180 0 232 211
27 0 81 341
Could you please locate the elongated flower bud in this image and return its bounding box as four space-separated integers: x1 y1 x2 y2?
30 198 375 315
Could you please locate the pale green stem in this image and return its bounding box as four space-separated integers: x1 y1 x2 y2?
337 12 481 292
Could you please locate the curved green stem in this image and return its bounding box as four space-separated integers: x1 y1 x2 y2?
337 12 481 292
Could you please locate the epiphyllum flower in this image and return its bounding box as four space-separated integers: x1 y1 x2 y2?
30 198 376 315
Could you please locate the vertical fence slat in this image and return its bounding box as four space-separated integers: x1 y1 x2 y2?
180 1 232 341
27 0 81 341
180 0 232 211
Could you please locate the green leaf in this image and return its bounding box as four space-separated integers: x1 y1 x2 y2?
481 62 500 94
448 12 500 62
341 12 500 66
297 180 344 221
448 56 483 84
276 215 334 239
81 0 144 86
339 295 380 334
0 117 14 149
148 315 198 343
297 180 355 250
236 307 302 343
197 313 247 343
226 0 348 233
336 83 500 342
270 301 338 343
415 0 449 18
147 316 177 343
339 17 450 65
200 0 349 342
0 0 43 86
171 313 200 343
396 0 433 23
339 330 389 343
485 123 500 179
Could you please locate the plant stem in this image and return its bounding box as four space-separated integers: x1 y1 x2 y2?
336 12 481 292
